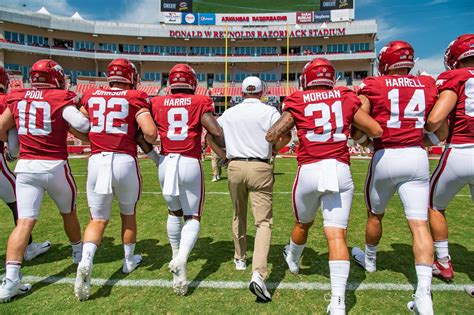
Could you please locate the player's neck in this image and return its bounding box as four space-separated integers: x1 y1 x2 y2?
110 83 131 90
387 69 410 76
307 86 332 91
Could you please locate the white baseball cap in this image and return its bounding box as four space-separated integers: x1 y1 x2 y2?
242 76 263 94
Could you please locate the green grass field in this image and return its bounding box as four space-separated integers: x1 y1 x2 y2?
192 0 320 13
0 157 473 314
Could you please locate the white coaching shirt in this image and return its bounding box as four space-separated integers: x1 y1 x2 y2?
218 98 281 159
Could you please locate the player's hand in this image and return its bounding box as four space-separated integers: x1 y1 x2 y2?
4 152 17 163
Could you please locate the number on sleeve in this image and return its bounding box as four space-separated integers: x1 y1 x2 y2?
17 100 52 136
304 101 346 143
167 108 189 141
465 78 474 117
89 97 129 134
387 88 426 129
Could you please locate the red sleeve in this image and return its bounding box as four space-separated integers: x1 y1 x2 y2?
6 90 21 113
357 77 378 98
200 95 215 115
64 90 79 107
282 92 301 114
436 70 461 95
421 76 438 118
80 90 90 109
341 87 362 117
130 91 151 110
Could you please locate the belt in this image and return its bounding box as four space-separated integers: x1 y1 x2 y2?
230 157 270 164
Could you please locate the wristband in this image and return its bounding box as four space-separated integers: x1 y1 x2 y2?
354 134 368 144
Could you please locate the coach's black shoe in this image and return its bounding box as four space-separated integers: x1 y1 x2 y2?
249 271 271 302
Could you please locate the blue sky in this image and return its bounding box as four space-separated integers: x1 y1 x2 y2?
3 0 474 74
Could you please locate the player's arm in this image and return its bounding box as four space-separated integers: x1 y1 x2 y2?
425 90 457 132
0 108 16 142
351 95 373 146
265 112 295 144
201 112 225 148
62 105 90 142
352 108 383 139
423 119 449 147
136 108 158 144
205 132 227 160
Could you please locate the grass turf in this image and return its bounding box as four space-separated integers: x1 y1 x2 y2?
0 157 473 314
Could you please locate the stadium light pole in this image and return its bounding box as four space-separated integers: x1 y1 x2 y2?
225 23 229 110
286 22 290 96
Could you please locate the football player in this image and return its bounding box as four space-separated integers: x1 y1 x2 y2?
424 34 474 282
0 59 90 302
149 64 224 295
0 65 52 262
266 58 382 314
73 58 157 301
350 41 440 314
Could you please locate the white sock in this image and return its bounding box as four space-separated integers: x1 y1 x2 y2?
365 244 377 259
82 242 97 264
71 241 83 253
415 264 432 293
289 239 305 261
124 243 136 261
329 260 350 300
434 240 449 261
5 262 21 281
176 219 200 263
167 215 183 259
146 150 160 166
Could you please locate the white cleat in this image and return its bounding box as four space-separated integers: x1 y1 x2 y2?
74 262 93 301
249 271 271 302
234 259 247 271
407 288 434 315
123 255 143 274
326 295 346 315
0 275 32 303
351 247 376 273
283 244 300 274
211 176 219 182
24 241 52 261
168 259 188 296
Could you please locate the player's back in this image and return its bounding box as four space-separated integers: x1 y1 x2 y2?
152 93 214 159
6 88 76 160
358 75 437 151
81 87 150 156
436 67 474 144
283 86 360 165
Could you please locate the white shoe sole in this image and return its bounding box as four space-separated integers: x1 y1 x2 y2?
249 281 271 302
169 260 188 296
74 264 92 301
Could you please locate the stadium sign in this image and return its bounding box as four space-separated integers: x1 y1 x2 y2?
182 13 198 25
164 12 182 24
169 27 346 39
198 13 216 25
320 0 354 10
296 12 314 24
314 11 331 23
216 13 296 25
161 0 193 13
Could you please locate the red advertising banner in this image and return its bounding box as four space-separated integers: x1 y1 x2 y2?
296 12 314 24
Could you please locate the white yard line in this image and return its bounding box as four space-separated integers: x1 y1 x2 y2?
22 275 470 292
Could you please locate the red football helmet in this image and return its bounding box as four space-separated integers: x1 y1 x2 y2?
30 59 66 89
0 65 9 92
168 64 197 92
300 58 336 89
444 34 474 70
107 58 139 89
377 41 415 75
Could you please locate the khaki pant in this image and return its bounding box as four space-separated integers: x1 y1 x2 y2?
227 160 273 278
211 150 222 177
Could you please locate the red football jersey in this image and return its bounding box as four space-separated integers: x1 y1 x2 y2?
436 67 474 145
0 93 6 153
358 75 438 151
152 93 214 159
6 88 77 160
81 88 151 157
283 87 361 166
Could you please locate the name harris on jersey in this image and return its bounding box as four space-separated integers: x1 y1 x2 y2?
164 97 192 106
